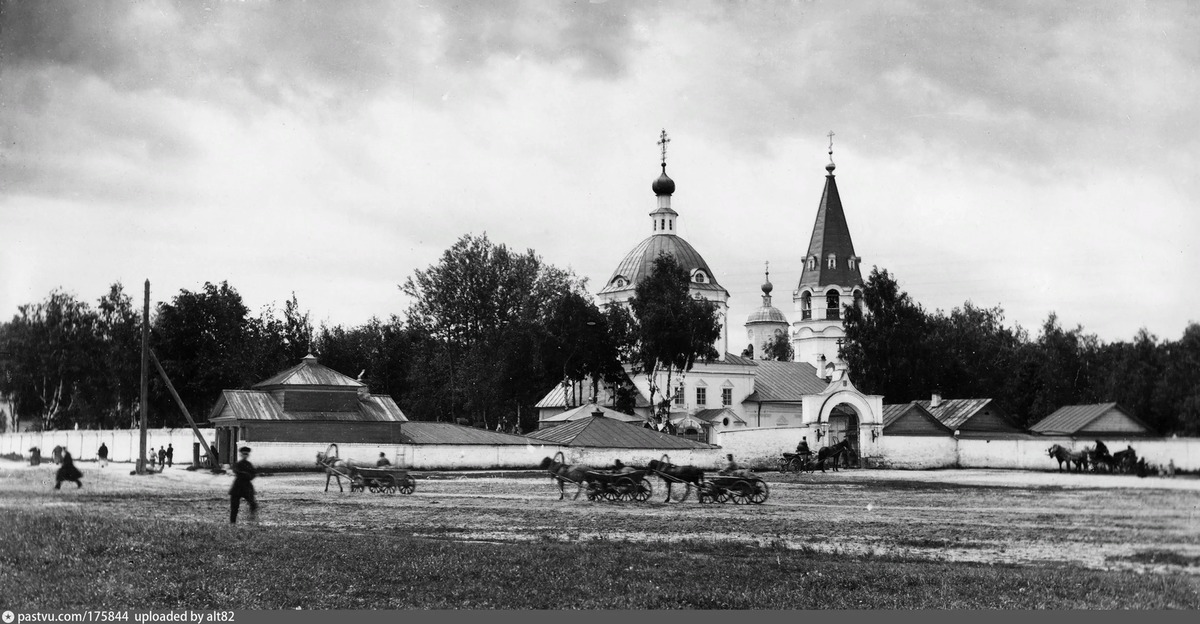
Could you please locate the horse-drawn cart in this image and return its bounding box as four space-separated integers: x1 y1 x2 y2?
698 474 769 504
348 466 416 494
582 468 654 502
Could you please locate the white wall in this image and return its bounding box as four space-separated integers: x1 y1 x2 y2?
877 436 958 469
0 428 206 463
0 429 726 471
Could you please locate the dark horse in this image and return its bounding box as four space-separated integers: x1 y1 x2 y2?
816 439 852 473
647 456 705 503
1047 444 1088 472
539 453 591 500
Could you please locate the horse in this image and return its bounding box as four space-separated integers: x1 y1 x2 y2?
816 439 852 473
1047 444 1089 472
647 456 705 503
315 443 373 492
1088 440 1117 473
539 452 592 500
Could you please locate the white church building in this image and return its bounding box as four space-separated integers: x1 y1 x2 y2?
536 133 884 462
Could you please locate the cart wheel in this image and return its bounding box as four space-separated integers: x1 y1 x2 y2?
616 476 636 502
634 478 653 502
398 476 415 495
749 479 769 504
380 474 397 494
351 476 365 493
734 480 757 504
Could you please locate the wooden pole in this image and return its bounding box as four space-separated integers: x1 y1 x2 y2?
138 279 149 475
149 349 215 466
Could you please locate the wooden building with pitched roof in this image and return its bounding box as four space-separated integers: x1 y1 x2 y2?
1029 403 1152 437
207 354 407 463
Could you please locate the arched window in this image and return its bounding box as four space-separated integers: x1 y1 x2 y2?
694 270 706 283
827 254 836 269
826 290 840 320
801 292 812 320
848 257 857 270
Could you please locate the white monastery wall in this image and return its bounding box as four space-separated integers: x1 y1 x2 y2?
4 429 1196 471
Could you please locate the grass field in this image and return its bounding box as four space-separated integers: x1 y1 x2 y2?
2 460 1198 609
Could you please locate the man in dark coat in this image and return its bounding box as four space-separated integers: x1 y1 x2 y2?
55 451 83 489
166 444 174 467
158 446 167 468
376 452 391 467
229 446 258 523
97 443 109 468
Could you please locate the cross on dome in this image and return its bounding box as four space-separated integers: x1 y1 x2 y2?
657 129 671 167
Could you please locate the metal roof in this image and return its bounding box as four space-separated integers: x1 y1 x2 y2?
541 403 642 423
882 403 953 433
797 171 864 291
743 360 827 402
693 408 743 424
525 416 715 449
597 234 729 297
915 398 995 430
397 422 535 446
253 355 364 388
209 390 406 423
1029 403 1149 434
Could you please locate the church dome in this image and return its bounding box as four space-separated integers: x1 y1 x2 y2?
651 168 675 196
598 235 727 296
747 305 788 324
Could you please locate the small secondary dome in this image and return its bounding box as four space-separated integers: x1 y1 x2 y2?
652 165 675 196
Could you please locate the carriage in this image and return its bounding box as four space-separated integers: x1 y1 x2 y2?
778 452 816 473
347 465 417 494
581 467 654 502
698 474 770 504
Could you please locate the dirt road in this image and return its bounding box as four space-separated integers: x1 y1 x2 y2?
4 459 1198 576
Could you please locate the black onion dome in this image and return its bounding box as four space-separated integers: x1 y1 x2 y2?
652 166 675 195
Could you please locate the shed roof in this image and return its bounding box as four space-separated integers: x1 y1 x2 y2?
397 422 535 445
253 354 364 388
693 408 744 424
209 389 406 423
743 361 827 402
525 416 715 449
915 398 995 430
1029 403 1150 435
540 403 642 424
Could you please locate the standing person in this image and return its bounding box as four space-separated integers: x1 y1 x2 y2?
97 442 109 468
55 451 83 489
166 444 174 467
158 446 167 469
148 450 156 469
229 447 258 524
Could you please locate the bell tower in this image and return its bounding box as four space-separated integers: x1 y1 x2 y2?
792 133 863 377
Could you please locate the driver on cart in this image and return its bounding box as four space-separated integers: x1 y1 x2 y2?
719 454 753 478
796 437 812 461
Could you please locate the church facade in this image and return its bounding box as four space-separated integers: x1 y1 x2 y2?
537 132 883 461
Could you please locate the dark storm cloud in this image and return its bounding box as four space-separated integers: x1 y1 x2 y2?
681 1 1200 174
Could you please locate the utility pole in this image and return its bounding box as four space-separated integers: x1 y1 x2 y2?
138 280 149 475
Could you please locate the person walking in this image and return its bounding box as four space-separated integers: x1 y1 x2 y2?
158 446 167 469
166 444 174 467
229 447 259 524
55 451 83 489
148 450 156 469
97 442 109 468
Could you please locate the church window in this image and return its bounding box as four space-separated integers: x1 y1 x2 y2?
674 385 685 406
694 270 706 283
848 257 856 270
669 220 673 230
661 218 666 231
827 255 836 269
826 290 840 320
801 292 812 320
696 387 707 406
807 257 816 270
722 388 732 406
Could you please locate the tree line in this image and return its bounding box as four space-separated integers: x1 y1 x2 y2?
0 234 720 434
842 267 1200 434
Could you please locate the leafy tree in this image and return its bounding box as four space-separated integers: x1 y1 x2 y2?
87 283 143 428
761 332 794 362
0 290 101 430
841 267 933 403
627 253 721 418
400 233 587 429
152 281 262 425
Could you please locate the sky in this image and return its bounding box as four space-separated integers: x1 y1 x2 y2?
2 0 1198 345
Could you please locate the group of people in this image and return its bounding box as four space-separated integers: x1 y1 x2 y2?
146 444 175 469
